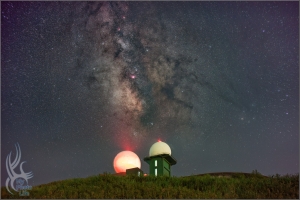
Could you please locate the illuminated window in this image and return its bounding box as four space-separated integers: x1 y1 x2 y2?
155 160 157 167
155 168 157 176
138 171 140 177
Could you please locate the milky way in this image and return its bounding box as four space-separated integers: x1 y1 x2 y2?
1 1 298 186
71 2 213 149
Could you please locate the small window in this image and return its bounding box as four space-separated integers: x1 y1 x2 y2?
155 160 157 167
138 171 140 177
155 168 157 176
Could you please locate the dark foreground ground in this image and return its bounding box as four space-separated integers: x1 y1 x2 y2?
1 173 299 198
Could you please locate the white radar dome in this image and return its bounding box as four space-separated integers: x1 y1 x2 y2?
149 141 171 157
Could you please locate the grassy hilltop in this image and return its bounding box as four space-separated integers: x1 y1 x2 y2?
1 173 298 199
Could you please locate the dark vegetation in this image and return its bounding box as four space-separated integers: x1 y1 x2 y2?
1 173 298 199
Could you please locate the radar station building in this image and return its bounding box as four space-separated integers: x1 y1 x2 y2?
144 141 176 177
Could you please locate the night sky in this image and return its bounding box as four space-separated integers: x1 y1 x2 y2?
1 1 299 187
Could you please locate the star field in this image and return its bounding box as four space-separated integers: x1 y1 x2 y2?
1 1 299 186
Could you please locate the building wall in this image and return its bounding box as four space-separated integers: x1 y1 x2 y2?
163 159 170 176
147 157 171 176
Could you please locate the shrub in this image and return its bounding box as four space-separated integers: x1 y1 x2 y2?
1 173 298 199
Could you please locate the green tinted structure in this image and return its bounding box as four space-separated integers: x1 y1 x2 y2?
126 167 144 177
144 154 176 177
